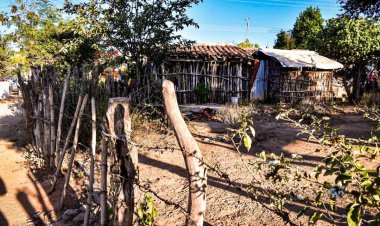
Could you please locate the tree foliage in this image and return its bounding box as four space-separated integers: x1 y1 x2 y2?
0 0 63 65
237 38 259 49
291 6 324 50
317 16 380 101
68 0 202 67
318 16 380 67
0 0 102 67
273 30 294 50
0 35 11 77
339 0 380 19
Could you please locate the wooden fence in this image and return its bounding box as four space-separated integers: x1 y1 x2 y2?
156 60 252 104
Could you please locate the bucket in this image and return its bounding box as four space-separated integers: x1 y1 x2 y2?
0 81 9 99
231 96 238 105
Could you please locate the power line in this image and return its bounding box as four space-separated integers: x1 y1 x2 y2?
224 0 340 10
246 0 339 7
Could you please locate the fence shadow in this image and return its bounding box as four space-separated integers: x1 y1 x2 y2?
0 98 79 225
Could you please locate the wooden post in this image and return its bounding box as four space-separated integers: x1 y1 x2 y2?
106 98 138 226
59 95 88 210
100 135 108 226
55 68 70 167
84 97 96 225
43 87 51 162
49 85 55 169
162 80 207 226
50 95 83 193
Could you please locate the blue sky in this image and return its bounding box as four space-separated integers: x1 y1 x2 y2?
1 0 342 48
181 0 342 47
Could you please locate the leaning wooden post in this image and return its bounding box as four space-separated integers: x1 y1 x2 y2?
50 95 83 193
162 80 207 226
84 97 96 225
49 84 55 168
106 98 138 226
59 94 88 210
55 68 70 167
43 86 51 163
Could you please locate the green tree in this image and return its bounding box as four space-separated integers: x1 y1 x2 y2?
292 6 324 50
318 16 380 101
112 0 201 64
238 38 254 48
273 30 295 49
0 35 11 77
0 0 100 67
339 0 380 19
0 0 63 66
67 0 202 94
237 39 259 49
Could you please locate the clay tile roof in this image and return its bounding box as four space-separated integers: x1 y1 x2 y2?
173 44 254 60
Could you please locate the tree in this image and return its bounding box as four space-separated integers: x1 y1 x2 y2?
292 6 324 50
0 35 11 77
339 0 380 19
0 0 63 66
274 30 295 50
238 39 253 48
65 0 202 101
0 0 101 67
318 16 380 101
237 39 259 49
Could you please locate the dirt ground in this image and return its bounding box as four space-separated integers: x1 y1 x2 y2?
0 98 379 225
0 97 54 225
0 98 80 226
135 105 380 226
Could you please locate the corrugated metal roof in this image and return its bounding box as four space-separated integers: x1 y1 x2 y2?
257 49 344 70
173 44 253 60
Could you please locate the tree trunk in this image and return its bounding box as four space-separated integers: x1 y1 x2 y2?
84 97 96 225
55 68 71 167
59 94 88 210
354 66 362 102
162 80 207 226
106 98 138 226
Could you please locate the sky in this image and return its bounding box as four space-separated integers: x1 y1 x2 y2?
180 0 342 48
0 0 342 48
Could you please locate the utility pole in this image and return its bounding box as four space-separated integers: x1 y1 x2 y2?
244 17 250 40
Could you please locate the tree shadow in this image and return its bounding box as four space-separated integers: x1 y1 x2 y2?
139 154 345 225
0 98 80 225
0 177 8 226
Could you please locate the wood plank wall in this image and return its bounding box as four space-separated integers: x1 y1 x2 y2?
162 60 252 104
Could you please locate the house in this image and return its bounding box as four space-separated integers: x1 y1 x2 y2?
165 44 255 104
252 49 343 103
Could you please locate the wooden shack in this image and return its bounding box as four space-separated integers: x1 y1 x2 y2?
252 49 343 103
164 44 255 104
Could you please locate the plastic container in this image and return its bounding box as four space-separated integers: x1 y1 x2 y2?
0 81 9 99
231 96 238 105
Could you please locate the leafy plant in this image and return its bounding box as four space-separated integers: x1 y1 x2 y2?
277 109 380 225
195 82 211 103
137 194 158 226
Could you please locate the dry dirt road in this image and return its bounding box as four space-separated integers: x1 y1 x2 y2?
0 98 55 226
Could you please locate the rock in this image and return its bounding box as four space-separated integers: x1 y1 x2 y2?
73 212 85 226
62 209 78 222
